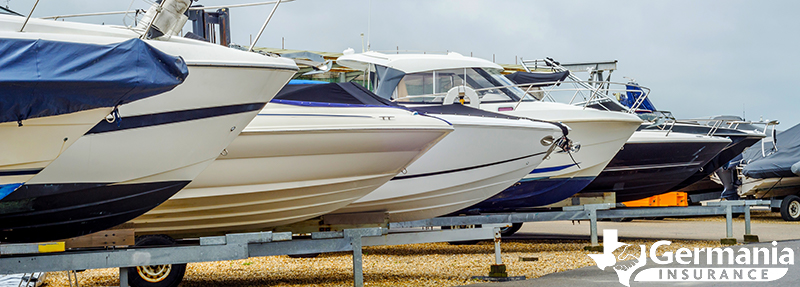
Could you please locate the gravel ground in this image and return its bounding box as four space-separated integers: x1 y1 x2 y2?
42 238 732 287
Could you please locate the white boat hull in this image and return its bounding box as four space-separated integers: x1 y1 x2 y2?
0 16 297 242
130 103 452 237
465 102 642 209
335 113 563 222
0 108 111 187
740 176 800 198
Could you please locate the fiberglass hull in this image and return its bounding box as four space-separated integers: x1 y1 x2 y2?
129 103 452 238
0 16 297 243
465 102 642 211
333 113 563 223
581 130 731 203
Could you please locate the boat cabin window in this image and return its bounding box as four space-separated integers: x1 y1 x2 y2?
391 68 535 103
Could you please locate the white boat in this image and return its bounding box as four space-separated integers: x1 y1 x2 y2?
0 1 297 243
0 35 188 202
130 82 454 238
335 51 642 214
332 52 569 222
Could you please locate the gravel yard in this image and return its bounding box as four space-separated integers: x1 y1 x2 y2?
42 238 732 287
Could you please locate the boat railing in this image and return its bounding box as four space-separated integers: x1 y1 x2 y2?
519 58 654 114
389 80 651 113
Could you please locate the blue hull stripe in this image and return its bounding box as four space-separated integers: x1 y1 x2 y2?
0 183 23 201
529 163 580 174
86 103 266 135
0 168 43 177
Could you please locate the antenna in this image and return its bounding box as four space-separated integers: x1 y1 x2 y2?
366 0 371 51
248 0 282 52
19 0 40 32
743 103 746 121
360 33 365 52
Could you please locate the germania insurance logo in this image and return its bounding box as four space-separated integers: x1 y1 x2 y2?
588 229 793 287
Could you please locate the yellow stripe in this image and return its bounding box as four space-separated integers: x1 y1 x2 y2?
38 242 65 253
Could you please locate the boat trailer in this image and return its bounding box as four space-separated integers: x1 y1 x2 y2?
0 200 770 287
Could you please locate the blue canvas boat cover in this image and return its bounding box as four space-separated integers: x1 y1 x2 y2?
742 123 800 178
0 38 189 124
504 71 569 87
619 82 657 112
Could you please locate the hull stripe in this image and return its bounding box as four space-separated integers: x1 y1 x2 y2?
86 103 266 135
392 151 547 181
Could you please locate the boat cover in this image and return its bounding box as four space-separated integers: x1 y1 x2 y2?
619 82 656 112
272 81 399 107
504 71 569 87
0 38 189 124
742 123 800 178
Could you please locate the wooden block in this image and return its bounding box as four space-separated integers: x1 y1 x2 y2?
64 229 134 249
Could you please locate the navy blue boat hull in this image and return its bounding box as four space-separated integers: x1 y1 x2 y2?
672 136 761 192
581 140 729 203
457 176 595 213
0 181 189 243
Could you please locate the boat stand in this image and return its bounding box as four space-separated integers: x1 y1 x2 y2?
0 224 506 287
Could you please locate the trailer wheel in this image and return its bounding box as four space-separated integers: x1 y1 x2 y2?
127 235 186 287
780 195 800 221
499 223 524 237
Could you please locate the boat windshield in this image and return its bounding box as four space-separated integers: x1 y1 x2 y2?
0 7 22 16
391 67 534 103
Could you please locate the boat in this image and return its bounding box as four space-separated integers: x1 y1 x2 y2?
509 59 734 203
0 1 298 243
0 37 188 200
129 81 454 238
336 51 643 214
332 51 607 222
581 129 731 202
736 122 800 199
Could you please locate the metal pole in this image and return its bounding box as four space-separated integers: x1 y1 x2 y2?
119 267 129 287
351 236 364 287
744 204 752 235
725 204 733 238
248 0 281 52
494 227 503 265
19 0 41 32
589 209 598 246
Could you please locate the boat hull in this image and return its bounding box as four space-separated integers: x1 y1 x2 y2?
740 176 800 198
130 104 452 238
334 113 563 223
467 102 641 211
0 108 111 190
0 16 297 242
0 181 188 242
581 131 731 202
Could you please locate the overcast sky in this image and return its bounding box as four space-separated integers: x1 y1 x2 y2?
9 0 800 128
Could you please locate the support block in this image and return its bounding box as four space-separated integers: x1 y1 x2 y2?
584 245 603 252
471 275 526 282
489 264 507 277
743 234 759 243
720 238 737 245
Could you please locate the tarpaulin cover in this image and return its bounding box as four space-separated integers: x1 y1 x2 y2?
273 81 399 107
0 38 189 124
619 83 656 112
504 71 569 87
742 123 800 178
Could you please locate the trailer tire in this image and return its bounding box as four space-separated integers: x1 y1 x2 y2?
499 223 524 237
128 235 186 287
780 195 800 221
